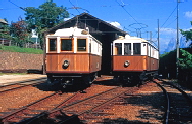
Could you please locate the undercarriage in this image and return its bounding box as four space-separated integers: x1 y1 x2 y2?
46 73 96 88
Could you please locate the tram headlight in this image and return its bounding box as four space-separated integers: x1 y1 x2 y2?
124 60 130 67
63 60 70 68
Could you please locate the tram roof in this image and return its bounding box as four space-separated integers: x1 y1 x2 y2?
114 35 148 42
114 35 158 50
47 27 89 37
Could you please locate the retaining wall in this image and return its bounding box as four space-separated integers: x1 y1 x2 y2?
0 51 43 73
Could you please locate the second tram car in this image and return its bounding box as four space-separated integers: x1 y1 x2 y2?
45 27 102 87
112 35 159 84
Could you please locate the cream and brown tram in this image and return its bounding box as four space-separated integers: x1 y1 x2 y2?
45 27 102 87
112 35 159 84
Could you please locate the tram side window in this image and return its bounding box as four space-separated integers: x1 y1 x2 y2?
124 43 131 55
61 39 72 51
77 39 86 51
133 43 141 55
49 39 57 51
115 43 122 55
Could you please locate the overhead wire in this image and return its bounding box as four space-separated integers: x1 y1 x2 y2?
84 1 174 8
164 18 177 29
67 0 90 22
152 5 178 38
115 0 180 48
116 0 141 28
116 0 148 33
8 0 25 11
69 0 80 14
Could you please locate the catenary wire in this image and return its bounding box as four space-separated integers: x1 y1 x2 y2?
116 0 148 32
152 5 178 38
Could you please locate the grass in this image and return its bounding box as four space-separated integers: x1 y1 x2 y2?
0 45 43 54
0 73 27 76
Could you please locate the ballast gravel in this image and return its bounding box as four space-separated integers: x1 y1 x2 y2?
1 75 166 123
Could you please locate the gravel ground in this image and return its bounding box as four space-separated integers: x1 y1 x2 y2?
88 82 165 124
0 85 54 115
2 75 189 123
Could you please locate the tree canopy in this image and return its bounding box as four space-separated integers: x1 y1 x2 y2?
179 49 192 70
180 21 192 47
10 18 30 47
25 2 69 29
24 2 69 48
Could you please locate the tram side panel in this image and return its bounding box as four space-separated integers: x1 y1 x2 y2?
89 54 102 73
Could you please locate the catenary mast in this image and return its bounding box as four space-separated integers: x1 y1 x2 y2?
176 0 180 78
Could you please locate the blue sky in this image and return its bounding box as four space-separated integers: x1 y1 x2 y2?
0 0 192 53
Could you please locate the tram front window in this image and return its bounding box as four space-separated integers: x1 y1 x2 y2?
133 43 141 55
77 39 86 51
115 43 122 55
124 43 131 55
61 39 72 51
49 39 57 51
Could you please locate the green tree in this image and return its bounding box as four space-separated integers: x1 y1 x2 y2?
0 18 12 44
179 49 192 70
10 18 31 47
24 2 69 49
180 21 192 47
0 33 12 41
178 49 192 82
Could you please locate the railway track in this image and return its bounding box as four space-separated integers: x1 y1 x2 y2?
0 83 122 123
9 86 139 124
4 76 186 123
0 91 76 123
0 78 46 93
154 79 192 124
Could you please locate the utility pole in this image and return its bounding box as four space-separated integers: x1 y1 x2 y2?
158 19 160 66
150 31 152 43
176 0 180 78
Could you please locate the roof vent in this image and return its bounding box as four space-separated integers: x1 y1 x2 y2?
81 27 89 35
118 36 124 40
125 35 130 39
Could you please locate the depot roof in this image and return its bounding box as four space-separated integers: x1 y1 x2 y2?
46 13 127 35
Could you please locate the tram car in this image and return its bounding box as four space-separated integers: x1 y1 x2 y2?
112 35 159 84
45 27 102 88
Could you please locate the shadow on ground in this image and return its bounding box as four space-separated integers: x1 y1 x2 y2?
93 78 139 87
33 81 91 92
30 79 165 123
33 77 138 93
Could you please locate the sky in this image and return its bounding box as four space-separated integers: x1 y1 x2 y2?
0 0 192 53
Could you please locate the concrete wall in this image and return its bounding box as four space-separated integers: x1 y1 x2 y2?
0 51 43 73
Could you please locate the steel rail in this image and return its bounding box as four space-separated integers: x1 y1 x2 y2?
154 79 192 124
164 81 192 105
16 92 78 124
57 87 136 124
21 86 122 124
153 81 170 124
0 81 45 93
0 92 56 123
52 86 121 112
